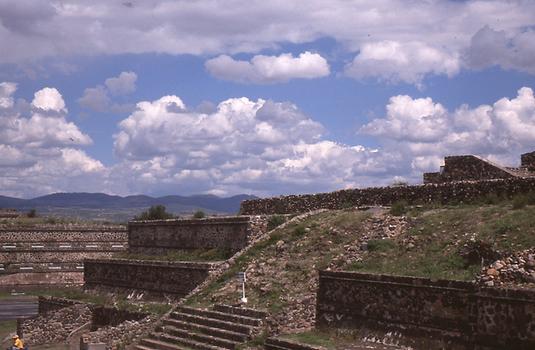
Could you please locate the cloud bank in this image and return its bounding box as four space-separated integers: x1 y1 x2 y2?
1 1 534 84
205 52 330 83
2 81 535 198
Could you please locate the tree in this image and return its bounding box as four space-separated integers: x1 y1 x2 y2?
135 205 175 220
193 210 206 219
27 209 37 218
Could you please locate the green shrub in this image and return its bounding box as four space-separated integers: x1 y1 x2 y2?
367 238 396 252
135 205 174 220
293 225 307 238
193 210 206 219
267 215 286 231
390 200 408 216
27 209 37 218
512 194 529 210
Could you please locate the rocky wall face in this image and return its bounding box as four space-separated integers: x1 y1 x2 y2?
316 271 535 349
522 151 535 171
90 306 147 330
128 216 264 254
84 259 219 296
439 156 515 183
1 251 117 263
38 296 80 314
0 229 127 242
240 177 535 215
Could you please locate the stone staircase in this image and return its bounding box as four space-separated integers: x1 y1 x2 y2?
135 304 267 350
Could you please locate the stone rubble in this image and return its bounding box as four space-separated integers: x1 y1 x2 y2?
21 304 92 345
84 315 157 350
477 248 535 287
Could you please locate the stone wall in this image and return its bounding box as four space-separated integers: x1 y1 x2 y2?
90 306 147 330
423 155 516 184
240 177 535 215
128 216 266 254
0 227 127 287
316 271 535 349
522 151 535 171
38 296 81 314
84 259 219 296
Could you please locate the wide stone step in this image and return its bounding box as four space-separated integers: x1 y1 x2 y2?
156 331 228 350
140 338 191 350
214 304 267 320
171 311 253 335
163 325 239 350
163 318 248 342
176 305 262 326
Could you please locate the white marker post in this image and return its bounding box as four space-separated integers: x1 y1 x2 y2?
237 271 247 304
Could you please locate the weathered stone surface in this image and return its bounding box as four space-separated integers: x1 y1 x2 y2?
21 304 92 345
128 216 267 254
316 270 535 349
423 155 518 184
84 259 219 297
240 177 535 215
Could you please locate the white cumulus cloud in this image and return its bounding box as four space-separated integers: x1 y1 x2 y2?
78 71 137 113
0 82 106 197
31 87 67 113
104 71 137 95
360 86 535 178
345 41 460 86
205 52 330 84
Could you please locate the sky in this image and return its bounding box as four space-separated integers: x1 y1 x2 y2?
0 0 535 199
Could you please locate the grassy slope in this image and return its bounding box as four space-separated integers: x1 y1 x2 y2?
347 203 535 280
187 210 371 332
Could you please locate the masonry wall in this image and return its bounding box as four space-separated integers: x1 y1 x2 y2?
423 155 516 184
128 216 265 254
316 271 535 349
522 151 535 171
240 177 535 215
84 259 218 297
0 227 127 287
90 306 147 330
38 296 80 314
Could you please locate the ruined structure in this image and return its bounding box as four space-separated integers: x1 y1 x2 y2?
423 151 535 184
317 271 535 349
83 216 267 296
241 151 535 215
0 226 127 289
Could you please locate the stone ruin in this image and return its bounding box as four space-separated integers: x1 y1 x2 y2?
423 151 535 184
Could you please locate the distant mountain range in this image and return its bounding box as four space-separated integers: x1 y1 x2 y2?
0 192 257 221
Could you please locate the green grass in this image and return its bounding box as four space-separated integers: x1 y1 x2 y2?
0 320 16 347
283 330 336 348
346 204 535 280
115 248 233 262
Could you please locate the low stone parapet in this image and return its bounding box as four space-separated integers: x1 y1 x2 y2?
241 177 535 215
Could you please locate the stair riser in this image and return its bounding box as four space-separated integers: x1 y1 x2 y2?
141 339 182 350
164 326 237 349
163 319 247 342
158 333 221 350
177 306 261 326
172 312 252 335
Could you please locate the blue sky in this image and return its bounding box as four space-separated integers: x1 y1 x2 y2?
0 0 534 198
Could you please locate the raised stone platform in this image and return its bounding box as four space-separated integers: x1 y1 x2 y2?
316 270 535 349
84 259 220 297
128 216 266 255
